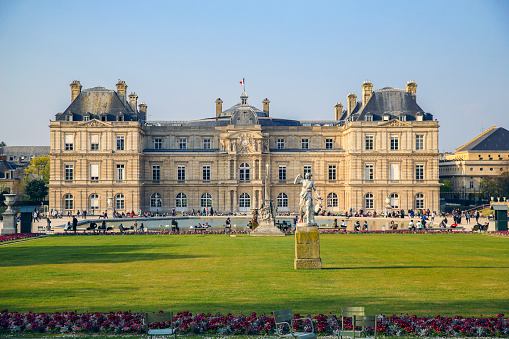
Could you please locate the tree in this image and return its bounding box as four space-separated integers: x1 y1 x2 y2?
440 179 453 193
25 179 48 202
25 155 50 183
0 141 5 147
480 172 509 200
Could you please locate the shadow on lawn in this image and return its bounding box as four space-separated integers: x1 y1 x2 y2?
0 244 207 267
322 265 509 270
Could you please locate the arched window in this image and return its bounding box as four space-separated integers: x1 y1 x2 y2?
365 193 374 209
415 193 424 209
277 193 288 208
176 193 187 207
64 194 73 210
390 193 399 209
150 193 162 208
239 193 251 208
90 194 99 210
116 194 125 210
239 163 250 181
201 193 212 207
327 193 338 207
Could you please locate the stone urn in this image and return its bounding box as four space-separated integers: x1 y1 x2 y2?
4 194 16 212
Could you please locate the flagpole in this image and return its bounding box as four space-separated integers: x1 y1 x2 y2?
243 78 245 92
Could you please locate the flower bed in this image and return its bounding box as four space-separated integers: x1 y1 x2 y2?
0 233 40 243
1 310 507 337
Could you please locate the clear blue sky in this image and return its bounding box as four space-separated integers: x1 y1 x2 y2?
0 0 508 152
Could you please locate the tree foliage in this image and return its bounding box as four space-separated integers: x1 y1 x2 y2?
0 141 6 147
480 172 509 199
25 179 48 202
24 155 50 183
440 179 453 193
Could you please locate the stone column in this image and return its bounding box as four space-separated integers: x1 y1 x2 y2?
294 224 322 269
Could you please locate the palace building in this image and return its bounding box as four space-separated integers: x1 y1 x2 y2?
49 80 440 214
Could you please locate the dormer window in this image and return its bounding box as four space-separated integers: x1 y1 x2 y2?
117 115 124 121
365 114 373 121
100 113 107 121
382 113 390 121
399 115 406 121
65 114 73 121
84 115 90 121
416 112 424 121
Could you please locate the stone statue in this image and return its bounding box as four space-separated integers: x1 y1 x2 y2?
294 173 322 224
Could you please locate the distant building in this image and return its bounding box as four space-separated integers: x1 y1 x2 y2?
49 80 440 214
439 127 509 200
0 146 50 193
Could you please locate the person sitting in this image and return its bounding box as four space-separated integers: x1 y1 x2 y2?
87 221 98 232
440 219 447 228
390 220 397 230
64 222 72 232
332 219 338 228
362 221 368 231
341 220 347 230
450 222 458 228
139 223 145 233
98 220 107 233
408 220 414 230
354 221 360 231
225 217 231 230
204 222 209 228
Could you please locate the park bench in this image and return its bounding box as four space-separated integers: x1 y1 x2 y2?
338 314 377 339
273 308 316 339
144 311 176 339
118 225 134 233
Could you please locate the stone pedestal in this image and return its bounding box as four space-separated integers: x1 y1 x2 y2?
250 220 285 236
1 211 17 235
294 223 321 269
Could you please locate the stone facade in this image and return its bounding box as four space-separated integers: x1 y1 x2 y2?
49 80 440 214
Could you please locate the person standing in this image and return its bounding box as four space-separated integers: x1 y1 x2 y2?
46 217 51 231
72 216 78 234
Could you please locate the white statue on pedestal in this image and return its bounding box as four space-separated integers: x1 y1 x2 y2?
294 173 322 224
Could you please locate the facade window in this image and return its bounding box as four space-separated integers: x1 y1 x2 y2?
202 165 211 181
90 194 99 210
277 138 285 149
176 193 187 207
177 165 186 181
470 181 474 188
201 193 212 207
415 164 424 180
365 193 374 209
277 193 289 208
325 138 333 149
90 164 99 181
203 138 211 149
152 165 160 181
328 165 337 180
304 165 312 176
415 193 424 209
116 164 125 180
65 164 73 181
327 193 338 207
365 164 374 180
239 163 250 181
390 163 400 181
415 135 424 150
116 194 125 210
90 135 99 151
64 134 74 151
154 138 162 149
390 193 399 209
116 135 125 151
390 135 399 151
365 135 374 150
150 193 162 208
179 138 187 149
64 194 73 210
239 193 251 208
278 165 287 181
301 138 309 149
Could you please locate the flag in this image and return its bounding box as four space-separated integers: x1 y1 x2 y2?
240 78 244 86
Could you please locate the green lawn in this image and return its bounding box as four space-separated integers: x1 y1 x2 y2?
0 233 507 316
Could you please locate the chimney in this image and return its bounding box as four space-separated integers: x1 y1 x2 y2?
347 93 357 115
116 80 127 104
406 80 417 100
361 80 373 107
138 102 147 120
215 98 223 117
262 98 270 117
128 92 138 113
334 102 344 120
70 80 82 102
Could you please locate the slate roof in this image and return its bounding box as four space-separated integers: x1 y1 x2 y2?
55 87 140 121
456 127 509 152
350 87 432 121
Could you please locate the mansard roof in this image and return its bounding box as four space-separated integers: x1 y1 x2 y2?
55 87 140 122
351 87 433 121
456 127 509 152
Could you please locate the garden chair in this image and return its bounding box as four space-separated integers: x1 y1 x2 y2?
338 315 377 339
338 307 364 339
273 308 316 339
144 311 176 339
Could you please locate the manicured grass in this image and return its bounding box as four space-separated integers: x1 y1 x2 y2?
0 233 507 316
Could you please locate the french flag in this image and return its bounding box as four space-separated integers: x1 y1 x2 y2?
240 78 244 86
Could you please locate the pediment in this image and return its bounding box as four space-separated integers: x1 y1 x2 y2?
77 119 112 127
379 119 412 127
